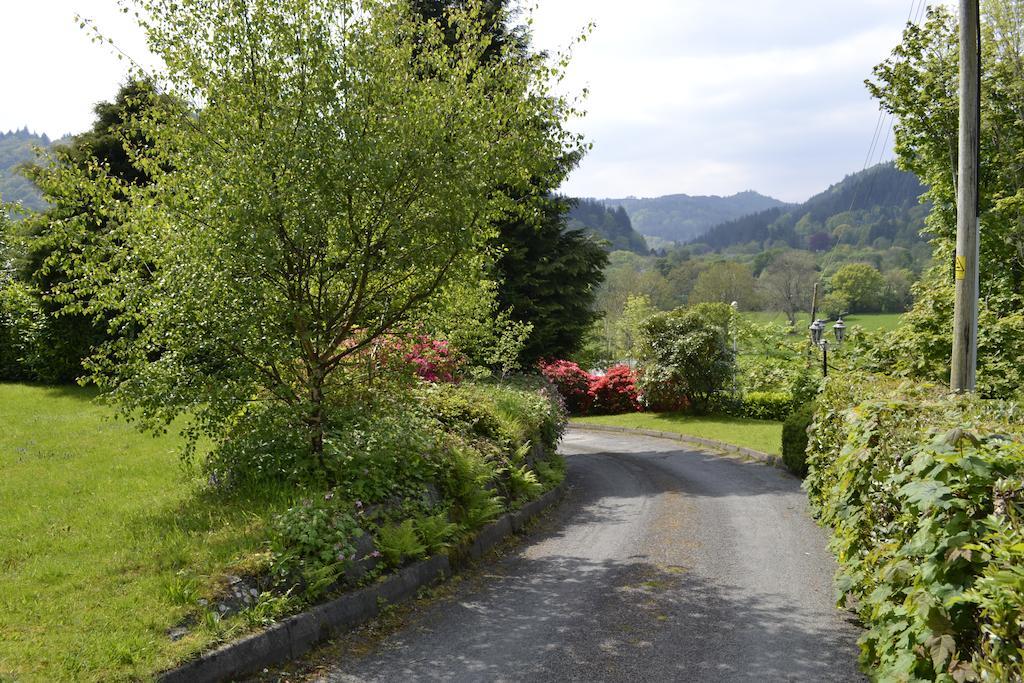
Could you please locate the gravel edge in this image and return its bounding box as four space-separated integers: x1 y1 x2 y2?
158 482 568 683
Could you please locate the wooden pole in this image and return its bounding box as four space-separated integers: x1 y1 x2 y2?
951 0 981 393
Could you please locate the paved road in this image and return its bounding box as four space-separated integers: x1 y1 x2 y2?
319 428 864 682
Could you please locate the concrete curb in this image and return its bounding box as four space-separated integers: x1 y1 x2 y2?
571 422 783 469
159 482 567 683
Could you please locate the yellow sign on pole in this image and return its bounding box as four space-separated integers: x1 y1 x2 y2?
955 255 967 281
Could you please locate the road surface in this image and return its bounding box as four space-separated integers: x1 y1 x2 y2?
317 428 864 682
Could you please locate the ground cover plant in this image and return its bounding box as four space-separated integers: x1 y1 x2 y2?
804 373 1024 680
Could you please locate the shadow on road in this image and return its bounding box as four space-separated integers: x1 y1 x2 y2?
329 554 862 682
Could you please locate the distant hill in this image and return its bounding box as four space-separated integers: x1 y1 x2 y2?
567 197 648 254
0 129 51 212
696 163 928 252
599 190 788 244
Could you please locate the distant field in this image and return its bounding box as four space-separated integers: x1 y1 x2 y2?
743 311 903 333
572 413 782 455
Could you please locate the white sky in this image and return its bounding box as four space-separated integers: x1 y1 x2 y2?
0 1 954 202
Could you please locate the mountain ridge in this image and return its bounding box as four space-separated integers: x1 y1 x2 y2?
598 190 788 243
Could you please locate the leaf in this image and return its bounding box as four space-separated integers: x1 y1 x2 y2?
924 634 956 671
901 480 952 509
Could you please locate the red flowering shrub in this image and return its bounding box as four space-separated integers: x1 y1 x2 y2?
390 335 465 383
588 364 641 415
540 360 642 416
538 360 592 414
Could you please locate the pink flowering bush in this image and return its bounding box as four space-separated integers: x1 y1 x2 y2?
539 360 642 416
588 364 641 415
538 359 592 414
393 335 465 383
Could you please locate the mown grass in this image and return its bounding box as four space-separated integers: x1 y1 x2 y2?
743 311 903 333
571 412 783 455
0 384 294 682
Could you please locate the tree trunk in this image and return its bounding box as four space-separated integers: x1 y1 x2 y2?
308 365 330 483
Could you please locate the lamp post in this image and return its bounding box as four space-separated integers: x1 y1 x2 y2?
809 316 846 378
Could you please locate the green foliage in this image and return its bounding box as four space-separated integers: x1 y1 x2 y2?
533 456 566 489
414 512 459 555
636 302 736 413
506 462 543 504
375 519 427 568
440 444 505 531
493 194 609 364
827 263 887 313
804 374 1024 680
269 493 364 593
738 391 793 422
781 401 815 477
866 2 1024 396
689 261 759 309
48 0 583 479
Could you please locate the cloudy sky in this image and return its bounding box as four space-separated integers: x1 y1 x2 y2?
1 1 947 202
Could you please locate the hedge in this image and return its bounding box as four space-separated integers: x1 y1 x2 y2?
805 373 1024 680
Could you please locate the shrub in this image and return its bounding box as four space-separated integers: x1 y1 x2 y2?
538 359 591 414
588 364 641 415
269 492 364 594
414 513 459 554
375 519 426 568
399 335 465 383
742 391 793 421
781 401 815 477
804 373 1024 680
635 303 735 413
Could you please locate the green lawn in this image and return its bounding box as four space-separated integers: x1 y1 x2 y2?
743 311 903 333
0 384 292 682
572 412 782 455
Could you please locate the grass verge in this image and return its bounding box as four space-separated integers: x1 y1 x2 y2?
0 383 294 682
571 412 782 455
743 311 903 333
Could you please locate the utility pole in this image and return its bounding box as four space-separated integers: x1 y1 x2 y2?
951 0 981 393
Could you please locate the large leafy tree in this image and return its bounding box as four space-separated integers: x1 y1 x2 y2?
867 1 1024 396
46 0 582 474
411 0 606 365
688 261 759 310
14 80 160 383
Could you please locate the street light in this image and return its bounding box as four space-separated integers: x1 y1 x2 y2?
833 317 846 344
809 317 846 378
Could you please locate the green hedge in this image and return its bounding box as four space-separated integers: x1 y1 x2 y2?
781 401 814 477
805 374 1024 680
710 390 794 422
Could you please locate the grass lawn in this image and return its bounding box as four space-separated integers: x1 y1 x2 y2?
572 412 782 455
743 311 903 333
0 384 293 682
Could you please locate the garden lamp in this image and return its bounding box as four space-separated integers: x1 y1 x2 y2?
809 319 824 346
833 317 846 344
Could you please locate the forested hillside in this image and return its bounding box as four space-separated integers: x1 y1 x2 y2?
600 190 787 243
696 163 928 252
567 197 648 253
0 129 50 211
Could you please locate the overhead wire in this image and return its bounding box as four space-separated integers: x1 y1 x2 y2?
814 0 929 307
